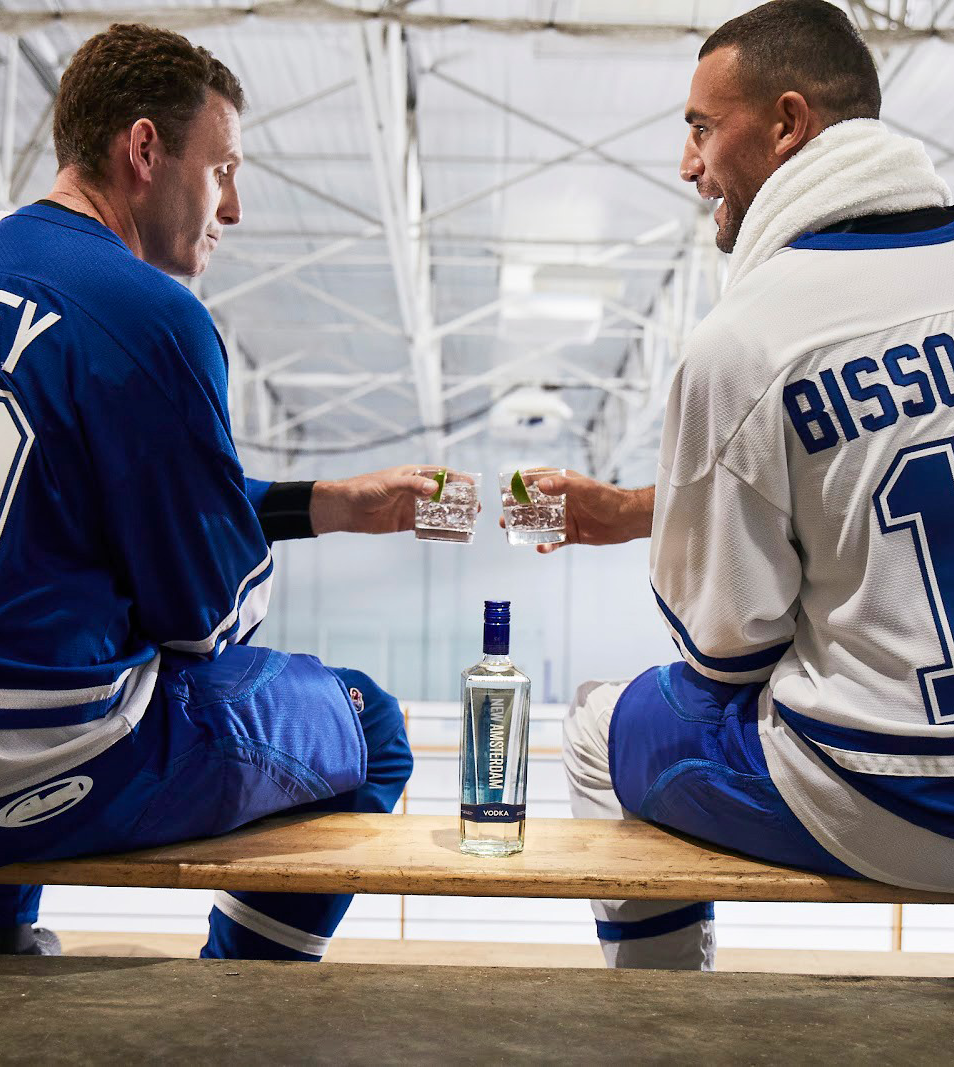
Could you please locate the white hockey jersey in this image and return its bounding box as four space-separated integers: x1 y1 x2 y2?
650 214 954 891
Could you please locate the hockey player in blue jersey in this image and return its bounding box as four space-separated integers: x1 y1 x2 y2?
542 0 954 969
0 23 436 958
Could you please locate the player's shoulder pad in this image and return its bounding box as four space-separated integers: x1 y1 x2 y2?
663 252 817 487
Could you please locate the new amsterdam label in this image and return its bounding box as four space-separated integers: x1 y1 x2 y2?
460 802 526 823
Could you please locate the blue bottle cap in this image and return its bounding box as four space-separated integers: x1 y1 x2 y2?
483 600 511 655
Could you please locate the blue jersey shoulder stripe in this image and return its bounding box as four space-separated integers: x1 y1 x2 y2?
790 220 954 251
652 586 792 674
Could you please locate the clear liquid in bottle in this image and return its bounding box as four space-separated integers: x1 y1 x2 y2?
459 600 530 856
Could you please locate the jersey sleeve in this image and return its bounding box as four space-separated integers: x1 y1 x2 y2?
84 307 272 658
649 338 802 684
245 477 273 514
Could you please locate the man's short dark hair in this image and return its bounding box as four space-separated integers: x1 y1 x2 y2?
699 0 881 121
54 22 246 178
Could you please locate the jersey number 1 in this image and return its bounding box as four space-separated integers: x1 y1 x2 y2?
875 438 954 724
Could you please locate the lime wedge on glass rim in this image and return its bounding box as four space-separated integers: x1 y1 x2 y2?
429 468 447 502
510 469 532 505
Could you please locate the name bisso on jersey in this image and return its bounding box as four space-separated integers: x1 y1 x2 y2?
783 330 954 455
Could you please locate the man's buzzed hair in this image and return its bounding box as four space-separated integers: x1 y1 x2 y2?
700 0 881 121
54 22 245 178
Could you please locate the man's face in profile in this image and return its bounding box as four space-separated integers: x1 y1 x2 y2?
680 47 779 253
137 91 243 277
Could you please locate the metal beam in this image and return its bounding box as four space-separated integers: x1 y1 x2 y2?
879 0 953 93
259 367 650 393
260 377 394 440
883 114 954 166
0 6 950 45
249 349 307 382
2 36 19 205
418 109 696 230
353 22 444 457
586 215 716 481
222 229 687 247
5 35 61 202
429 71 695 207
17 37 58 96
266 371 406 389
218 245 404 336
548 356 647 404
10 99 52 201
243 78 356 133
441 418 488 449
203 226 381 310
441 339 568 403
245 154 382 227
340 397 407 435
431 298 506 342
290 276 404 336
353 24 416 333
213 245 683 269
604 297 676 339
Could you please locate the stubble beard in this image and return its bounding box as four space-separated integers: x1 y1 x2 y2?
715 204 742 254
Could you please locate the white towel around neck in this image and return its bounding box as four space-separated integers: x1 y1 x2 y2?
725 118 952 291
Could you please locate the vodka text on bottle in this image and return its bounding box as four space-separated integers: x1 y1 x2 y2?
459 600 530 856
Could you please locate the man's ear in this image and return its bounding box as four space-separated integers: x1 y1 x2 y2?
772 90 814 161
127 118 164 184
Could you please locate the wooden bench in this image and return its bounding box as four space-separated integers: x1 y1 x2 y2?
4 956 954 1062
3 811 953 903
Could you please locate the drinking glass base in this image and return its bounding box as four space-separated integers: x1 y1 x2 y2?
416 527 475 543
506 528 566 546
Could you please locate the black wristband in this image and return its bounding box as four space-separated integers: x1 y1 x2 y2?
257 480 314 541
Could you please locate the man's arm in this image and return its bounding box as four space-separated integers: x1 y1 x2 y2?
309 466 440 535
245 468 440 540
522 470 655 554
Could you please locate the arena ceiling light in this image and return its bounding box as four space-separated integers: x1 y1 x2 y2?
497 261 625 346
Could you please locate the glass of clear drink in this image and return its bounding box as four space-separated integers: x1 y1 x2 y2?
499 468 566 546
415 468 481 543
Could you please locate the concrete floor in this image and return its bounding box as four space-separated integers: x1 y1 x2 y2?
3 957 954 1065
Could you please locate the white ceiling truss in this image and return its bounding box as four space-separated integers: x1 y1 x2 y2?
1 2 953 482
0 1 952 44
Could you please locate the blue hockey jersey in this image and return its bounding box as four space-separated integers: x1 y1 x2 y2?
0 204 273 796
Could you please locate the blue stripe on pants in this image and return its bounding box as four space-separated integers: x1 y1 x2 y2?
595 903 714 942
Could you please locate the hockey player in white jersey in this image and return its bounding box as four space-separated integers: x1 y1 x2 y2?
549 0 954 969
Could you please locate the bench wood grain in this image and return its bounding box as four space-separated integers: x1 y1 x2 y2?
4 812 953 902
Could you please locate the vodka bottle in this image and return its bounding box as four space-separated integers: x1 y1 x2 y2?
459 600 531 856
